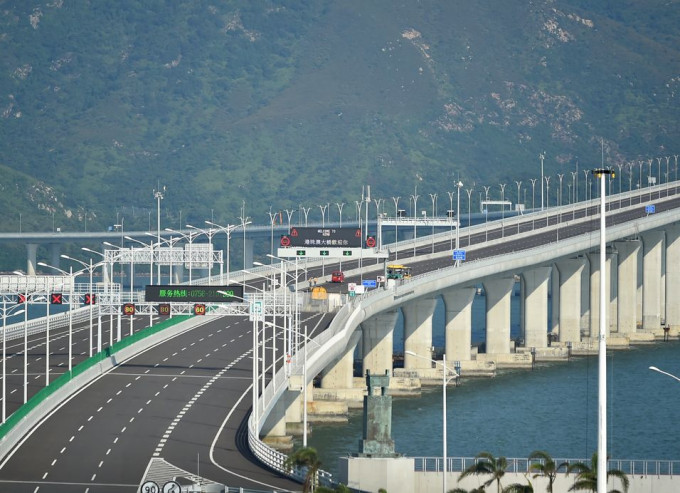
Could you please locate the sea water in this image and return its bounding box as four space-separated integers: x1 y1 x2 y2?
307 293 680 478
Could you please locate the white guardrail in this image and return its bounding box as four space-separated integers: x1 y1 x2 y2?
2 305 99 341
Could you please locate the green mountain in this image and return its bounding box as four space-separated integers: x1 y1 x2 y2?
1 1 678 251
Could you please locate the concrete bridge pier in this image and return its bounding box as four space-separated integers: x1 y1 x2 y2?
361 311 399 376
552 258 586 343
666 225 680 329
244 238 255 269
441 287 476 362
642 231 665 330
614 240 641 334
482 277 515 354
260 388 301 449
588 252 615 337
520 267 551 349
172 264 184 284
402 298 437 370
319 331 360 391
26 243 38 275
49 243 61 271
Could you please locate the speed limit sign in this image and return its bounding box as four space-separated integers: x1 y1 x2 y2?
141 481 159 493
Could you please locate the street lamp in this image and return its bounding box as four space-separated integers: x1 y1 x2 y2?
187 224 219 284
405 350 458 493
539 152 546 210
465 187 474 245
240 200 250 274
499 183 506 221
38 262 80 373
153 186 166 283
530 178 537 210
125 235 154 286
62 254 103 356
557 173 564 207
455 181 463 259
514 180 522 210
318 203 328 228
649 366 680 383
205 220 247 285
410 186 419 256
1 299 24 422
392 196 400 260
429 193 438 252
165 228 201 285
592 167 613 493
335 202 345 227
12 271 31 404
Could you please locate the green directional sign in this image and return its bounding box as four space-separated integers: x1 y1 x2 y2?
343 250 352 256
296 250 306 256
320 250 329 256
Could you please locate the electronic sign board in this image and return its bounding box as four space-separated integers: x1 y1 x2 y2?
145 285 244 303
280 227 362 248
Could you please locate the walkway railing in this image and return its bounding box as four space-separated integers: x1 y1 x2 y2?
414 456 680 476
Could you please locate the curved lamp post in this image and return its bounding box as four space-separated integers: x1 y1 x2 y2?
405 350 458 493
1 301 24 422
649 366 680 383
61 255 98 356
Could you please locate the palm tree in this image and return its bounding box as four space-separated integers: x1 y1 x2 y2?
284 446 322 493
450 487 486 493
503 482 533 493
567 452 629 493
459 452 509 493
528 450 569 493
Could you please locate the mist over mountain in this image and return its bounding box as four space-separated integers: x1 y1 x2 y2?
1 1 678 263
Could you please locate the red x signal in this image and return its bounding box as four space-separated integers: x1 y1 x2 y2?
51 293 63 305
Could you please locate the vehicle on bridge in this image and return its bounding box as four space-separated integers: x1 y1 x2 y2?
331 270 345 283
386 264 411 280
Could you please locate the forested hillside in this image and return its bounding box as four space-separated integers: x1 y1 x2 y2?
0 0 678 266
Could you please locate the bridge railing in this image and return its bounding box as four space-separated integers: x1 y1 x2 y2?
388 180 680 258
1 305 99 342
413 456 680 476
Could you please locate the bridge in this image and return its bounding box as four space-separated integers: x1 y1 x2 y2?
0 180 678 492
